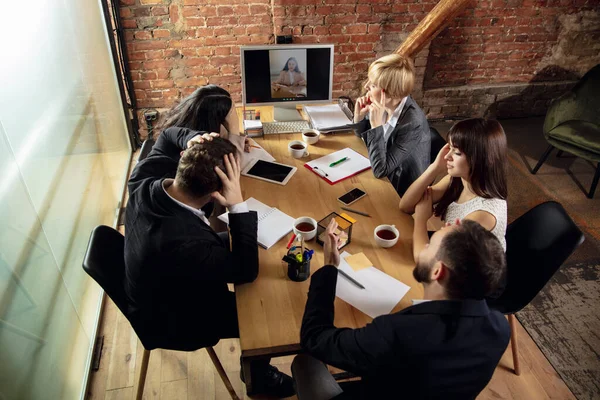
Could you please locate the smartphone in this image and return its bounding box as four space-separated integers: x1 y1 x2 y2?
338 188 367 206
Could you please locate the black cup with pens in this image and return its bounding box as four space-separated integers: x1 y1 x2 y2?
283 234 313 282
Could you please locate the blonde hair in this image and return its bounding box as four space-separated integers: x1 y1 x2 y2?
367 54 415 98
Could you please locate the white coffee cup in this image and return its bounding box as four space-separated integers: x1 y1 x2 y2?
288 140 309 158
374 224 399 248
293 217 318 241
301 129 320 145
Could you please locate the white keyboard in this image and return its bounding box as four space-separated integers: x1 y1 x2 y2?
263 120 311 135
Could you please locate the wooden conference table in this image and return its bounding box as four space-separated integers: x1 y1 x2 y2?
234 106 423 392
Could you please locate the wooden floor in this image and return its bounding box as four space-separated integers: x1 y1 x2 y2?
86 291 575 400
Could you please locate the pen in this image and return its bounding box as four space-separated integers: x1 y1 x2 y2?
286 233 297 249
337 269 365 289
313 166 329 177
341 206 371 217
249 144 261 149
329 157 349 167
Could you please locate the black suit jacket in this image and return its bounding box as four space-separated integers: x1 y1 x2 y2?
355 96 431 196
124 127 259 350
301 266 510 400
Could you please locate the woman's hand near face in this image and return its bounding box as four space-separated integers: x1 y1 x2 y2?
354 95 371 123
368 90 386 129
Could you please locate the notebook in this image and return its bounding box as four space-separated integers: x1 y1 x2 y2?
217 197 295 249
303 104 356 132
336 251 411 318
304 148 371 185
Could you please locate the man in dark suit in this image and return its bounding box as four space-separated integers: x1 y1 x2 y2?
294 219 510 400
354 54 431 197
124 127 294 397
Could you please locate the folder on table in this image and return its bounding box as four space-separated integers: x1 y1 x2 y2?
304 148 371 185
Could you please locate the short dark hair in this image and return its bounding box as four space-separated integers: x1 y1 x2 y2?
175 137 237 198
436 220 506 300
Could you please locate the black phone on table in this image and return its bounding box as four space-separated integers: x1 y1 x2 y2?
338 188 367 206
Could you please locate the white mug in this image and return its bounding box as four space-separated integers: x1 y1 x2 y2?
301 129 320 145
293 216 318 241
288 140 309 158
374 224 399 248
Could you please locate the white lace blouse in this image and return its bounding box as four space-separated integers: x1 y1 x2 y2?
445 196 507 251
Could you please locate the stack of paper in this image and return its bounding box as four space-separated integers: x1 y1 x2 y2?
244 119 263 137
336 251 411 318
303 104 354 132
305 148 371 185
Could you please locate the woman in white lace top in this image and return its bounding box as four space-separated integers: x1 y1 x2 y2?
399 119 508 260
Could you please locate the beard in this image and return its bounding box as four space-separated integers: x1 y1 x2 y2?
413 259 433 283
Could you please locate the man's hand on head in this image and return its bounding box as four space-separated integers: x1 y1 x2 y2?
211 153 244 208
186 132 220 149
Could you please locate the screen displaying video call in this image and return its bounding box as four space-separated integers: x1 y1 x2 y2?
243 47 332 104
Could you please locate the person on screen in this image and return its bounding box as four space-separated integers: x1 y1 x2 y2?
293 218 509 399
399 118 508 261
124 132 295 398
353 54 431 197
272 57 307 90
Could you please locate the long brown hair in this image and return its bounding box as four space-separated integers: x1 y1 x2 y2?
434 118 508 219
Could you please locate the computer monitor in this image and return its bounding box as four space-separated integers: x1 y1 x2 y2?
240 44 334 121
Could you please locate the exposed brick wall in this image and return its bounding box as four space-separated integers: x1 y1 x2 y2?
119 0 600 138
425 0 600 89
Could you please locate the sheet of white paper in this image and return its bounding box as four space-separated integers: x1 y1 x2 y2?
306 148 371 183
228 134 275 170
335 251 411 318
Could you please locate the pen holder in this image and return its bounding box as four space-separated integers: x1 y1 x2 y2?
284 248 311 282
316 212 353 249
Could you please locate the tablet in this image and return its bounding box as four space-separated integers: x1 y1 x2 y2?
241 159 297 185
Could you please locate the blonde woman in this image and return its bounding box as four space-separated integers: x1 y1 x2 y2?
354 54 431 196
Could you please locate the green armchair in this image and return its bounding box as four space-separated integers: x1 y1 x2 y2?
532 64 600 198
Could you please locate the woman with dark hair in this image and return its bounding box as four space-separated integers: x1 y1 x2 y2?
158 84 241 140
272 57 306 90
399 118 508 259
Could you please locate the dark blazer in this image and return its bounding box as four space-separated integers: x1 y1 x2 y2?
355 96 431 197
301 266 510 400
124 127 259 350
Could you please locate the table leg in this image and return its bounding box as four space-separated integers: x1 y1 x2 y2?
242 356 254 395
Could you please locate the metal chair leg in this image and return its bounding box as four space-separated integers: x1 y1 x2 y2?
532 145 554 174
206 347 240 400
508 314 521 376
588 163 600 199
136 349 151 400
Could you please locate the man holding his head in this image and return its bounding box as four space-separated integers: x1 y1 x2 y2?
354 53 431 196
295 219 509 399
124 127 294 397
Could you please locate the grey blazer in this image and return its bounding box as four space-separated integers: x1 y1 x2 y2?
355 96 431 196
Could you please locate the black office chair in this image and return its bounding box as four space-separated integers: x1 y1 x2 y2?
138 138 156 163
487 201 584 375
83 225 239 400
429 126 446 162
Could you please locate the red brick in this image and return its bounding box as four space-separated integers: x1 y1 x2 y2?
170 39 205 48
206 16 239 26
195 27 215 37
145 50 164 60
232 5 249 15
221 65 236 74
239 15 270 25
144 60 175 69
120 7 133 18
217 6 234 16
176 77 209 87
134 30 153 40
356 5 371 14
329 24 343 34
153 29 170 38
345 24 367 34
120 0 135 5
325 15 357 25
215 46 231 55
128 51 146 61
182 57 210 67
169 5 179 23
134 7 151 17
349 34 379 43
133 41 168 51
122 19 138 29
157 69 170 79
250 4 269 14
133 81 151 89
151 6 168 16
